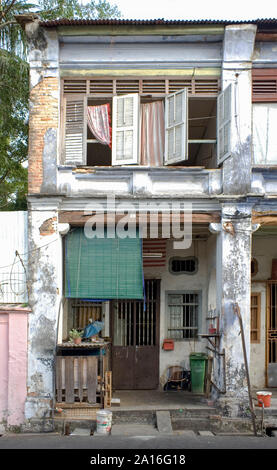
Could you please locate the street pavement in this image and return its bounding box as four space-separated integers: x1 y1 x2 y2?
1 432 277 468
0 431 277 449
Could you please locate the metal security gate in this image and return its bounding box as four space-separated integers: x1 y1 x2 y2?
111 279 160 390
267 281 277 387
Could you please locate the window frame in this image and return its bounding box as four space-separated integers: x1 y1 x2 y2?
250 292 261 344
165 290 202 341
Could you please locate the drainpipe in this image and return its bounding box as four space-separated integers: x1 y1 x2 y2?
233 303 257 436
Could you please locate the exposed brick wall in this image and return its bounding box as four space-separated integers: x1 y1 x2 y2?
28 77 59 194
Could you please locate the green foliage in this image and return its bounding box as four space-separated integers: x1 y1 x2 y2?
0 0 121 211
0 1 37 57
38 0 121 21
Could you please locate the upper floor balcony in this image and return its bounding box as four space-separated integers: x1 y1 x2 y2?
56 76 227 198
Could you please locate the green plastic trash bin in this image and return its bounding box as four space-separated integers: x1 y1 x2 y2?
190 353 208 393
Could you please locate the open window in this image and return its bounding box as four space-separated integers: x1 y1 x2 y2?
87 99 112 166
62 79 226 168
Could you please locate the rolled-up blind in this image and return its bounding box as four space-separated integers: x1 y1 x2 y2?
65 228 143 299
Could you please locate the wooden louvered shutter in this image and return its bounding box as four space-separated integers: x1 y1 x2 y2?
217 84 232 165
164 88 188 165
112 93 140 165
64 95 86 165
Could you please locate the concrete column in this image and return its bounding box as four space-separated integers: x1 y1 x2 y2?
24 197 63 430
211 203 253 417
221 24 256 195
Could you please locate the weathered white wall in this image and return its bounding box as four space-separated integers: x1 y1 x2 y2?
25 199 63 425
143 237 213 386
59 35 222 69
57 167 223 198
252 236 277 281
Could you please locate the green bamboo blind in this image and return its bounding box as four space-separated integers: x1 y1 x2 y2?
65 228 143 299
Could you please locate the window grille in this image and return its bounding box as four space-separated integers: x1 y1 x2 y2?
71 300 103 330
167 292 200 340
250 293 261 343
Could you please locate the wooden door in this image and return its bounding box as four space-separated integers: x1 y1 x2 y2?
112 279 160 390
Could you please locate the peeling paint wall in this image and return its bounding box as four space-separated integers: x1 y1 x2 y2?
222 25 256 195
25 199 63 422
213 203 252 416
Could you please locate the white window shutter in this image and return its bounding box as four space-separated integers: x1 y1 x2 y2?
112 93 140 165
217 84 232 165
64 95 86 165
164 88 188 165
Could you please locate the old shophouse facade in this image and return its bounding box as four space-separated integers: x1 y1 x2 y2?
2 16 277 431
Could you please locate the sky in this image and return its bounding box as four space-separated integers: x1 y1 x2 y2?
107 0 277 21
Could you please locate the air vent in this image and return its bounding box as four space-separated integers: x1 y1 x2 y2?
252 70 277 102
253 79 277 101
63 80 87 94
89 80 113 94
64 78 220 96
194 79 219 94
142 80 166 94
116 80 140 94
169 80 191 93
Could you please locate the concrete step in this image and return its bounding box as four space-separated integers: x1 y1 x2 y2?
111 407 217 425
156 411 173 435
111 424 159 437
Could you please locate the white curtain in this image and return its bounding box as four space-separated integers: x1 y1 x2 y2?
140 101 165 166
87 104 111 147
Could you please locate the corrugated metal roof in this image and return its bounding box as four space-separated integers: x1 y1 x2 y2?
40 18 277 27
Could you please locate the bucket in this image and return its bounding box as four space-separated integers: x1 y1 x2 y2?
96 409 112 434
256 391 272 408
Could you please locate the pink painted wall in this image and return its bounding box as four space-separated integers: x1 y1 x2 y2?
0 307 30 427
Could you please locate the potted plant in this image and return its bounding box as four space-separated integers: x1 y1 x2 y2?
69 329 83 345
